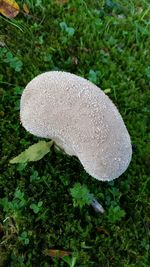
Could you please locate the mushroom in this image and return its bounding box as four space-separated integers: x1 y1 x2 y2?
20 71 132 182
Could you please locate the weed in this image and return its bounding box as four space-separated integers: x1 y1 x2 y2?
0 48 23 72
70 183 93 209
18 231 30 245
107 205 126 223
60 22 75 37
62 255 77 267
30 201 43 214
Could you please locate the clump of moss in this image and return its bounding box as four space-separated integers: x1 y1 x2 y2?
0 0 150 266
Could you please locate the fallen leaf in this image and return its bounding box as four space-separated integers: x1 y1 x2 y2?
23 3 29 14
96 226 110 236
9 140 53 164
0 0 20 18
44 249 71 258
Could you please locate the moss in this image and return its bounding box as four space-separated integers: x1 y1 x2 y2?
0 0 150 266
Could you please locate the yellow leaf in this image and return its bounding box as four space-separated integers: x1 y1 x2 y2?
9 141 53 164
44 249 71 258
0 0 20 18
23 3 29 14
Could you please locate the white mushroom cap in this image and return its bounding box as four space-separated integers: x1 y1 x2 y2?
20 71 132 181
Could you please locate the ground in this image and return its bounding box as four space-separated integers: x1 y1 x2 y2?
0 0 150 266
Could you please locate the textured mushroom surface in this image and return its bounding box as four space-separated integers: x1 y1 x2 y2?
20 71 132 181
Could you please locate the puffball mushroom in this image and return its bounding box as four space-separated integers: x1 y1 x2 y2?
20 71 132 181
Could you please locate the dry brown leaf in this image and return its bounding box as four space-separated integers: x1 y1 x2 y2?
96 226 110 236
23 3 29 14
55 0 69 5
44 249 71 258
0 0 20 18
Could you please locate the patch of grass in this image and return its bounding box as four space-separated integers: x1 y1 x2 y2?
0 0 150 266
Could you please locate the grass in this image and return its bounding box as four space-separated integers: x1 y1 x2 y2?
0 0 150 266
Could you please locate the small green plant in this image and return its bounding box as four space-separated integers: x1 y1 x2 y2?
62 255 77 267
70 183 93 209
60 22 75 37
0 48 23 72
107 205 126 223
30 201 43 214
30 170 41 182
88 69 97 84
0 188 26 214
18 231 30 245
